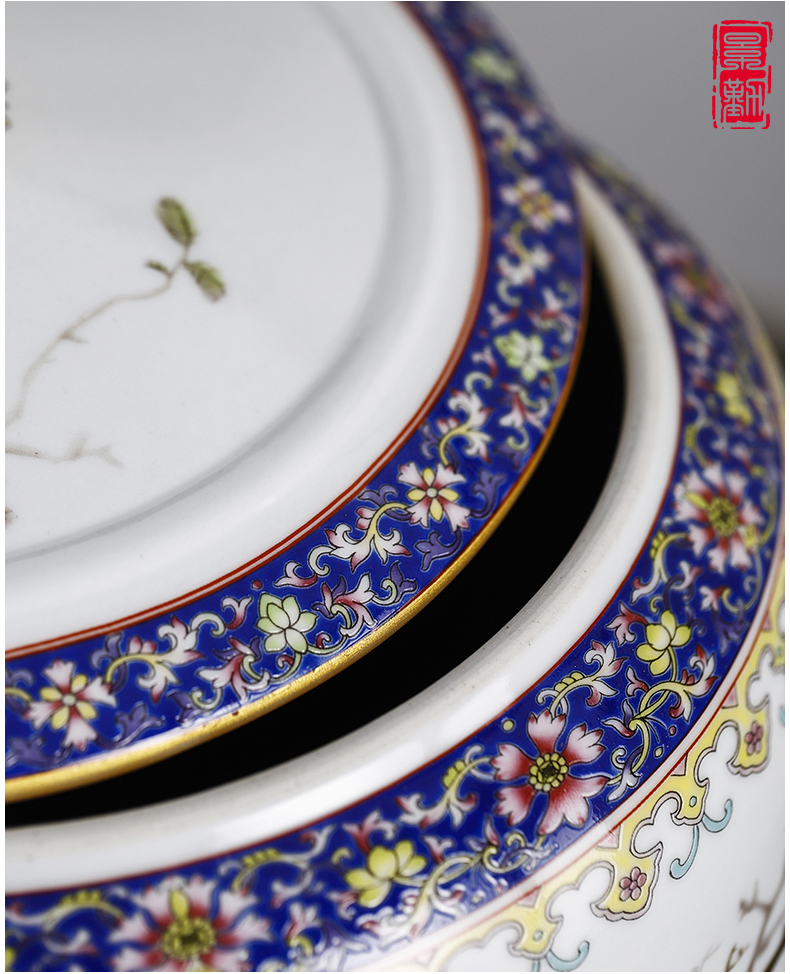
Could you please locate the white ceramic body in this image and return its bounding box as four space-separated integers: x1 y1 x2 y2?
8 175 783 971
6 1 481 646
5 5 783 973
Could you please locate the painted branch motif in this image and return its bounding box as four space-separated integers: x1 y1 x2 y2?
3 2 784 972
5 198 225 518
5 574 784 973
5 1 587 776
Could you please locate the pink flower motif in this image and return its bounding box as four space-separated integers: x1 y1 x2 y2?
470 344 499 377
492 711 608 835
283 901 319 950
107 875 271 972
423 834 456 864
487 302 517 331
653 241 730 322
676 559 703 592
619 867 648 901
499 383 549 436
527 287 576 343
398 462 470 532
25 659 116 751
625 665 649 698
220 595 254 630
673 463 763 574
606 602 646 646
195 637 270 705
700 584 727 611
342 809 398 854
317 574 376 637
668 646 717 721
745 720 764 755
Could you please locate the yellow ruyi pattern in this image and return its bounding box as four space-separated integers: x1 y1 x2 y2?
404 559 784 972
8 566 782 974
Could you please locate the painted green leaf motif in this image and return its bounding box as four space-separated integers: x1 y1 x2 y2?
185 261 226 301
156 198 196 247
6 193 227 491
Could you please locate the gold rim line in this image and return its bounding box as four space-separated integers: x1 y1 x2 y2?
5 247 591 805
10 534 782 902
6 4 592 801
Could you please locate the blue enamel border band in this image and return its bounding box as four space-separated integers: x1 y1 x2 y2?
4 6 784 973
6 2 587 794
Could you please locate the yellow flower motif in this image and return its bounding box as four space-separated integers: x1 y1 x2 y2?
160 888 217 964
26 659 116 751
405 467 463 524
636 610 691 675
39 673 96 729
344 841 428 909
467 49 519 86
494 330 551 383
256 594 316 655
715 371 753 425
528 751 569 793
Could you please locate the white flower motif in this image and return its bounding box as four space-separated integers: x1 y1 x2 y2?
138 621 203 702
398 462 470 532
496 239 551 292
528 287 576 342
439 388 493 461
26 659 116 751
480 108 537 162
324 519 409 570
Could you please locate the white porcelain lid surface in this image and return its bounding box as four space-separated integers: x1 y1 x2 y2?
6 166 784 973
4 6 784 974
6 1 481 643
5 1 587 799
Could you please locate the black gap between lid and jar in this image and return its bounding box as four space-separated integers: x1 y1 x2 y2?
7 247 625 828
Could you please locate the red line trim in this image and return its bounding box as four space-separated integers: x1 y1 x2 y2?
8 8 495 660
15 547 780 898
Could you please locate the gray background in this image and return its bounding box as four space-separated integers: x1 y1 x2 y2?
482 1 784 352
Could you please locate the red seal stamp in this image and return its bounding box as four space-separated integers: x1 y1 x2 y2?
713 20 772 129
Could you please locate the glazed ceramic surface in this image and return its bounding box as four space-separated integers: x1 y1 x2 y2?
5 1 586 797
6 40 784 974
5 4 784 973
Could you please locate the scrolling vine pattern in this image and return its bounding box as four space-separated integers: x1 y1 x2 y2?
6 1 586 780
415 565 784 972
4 3 783 972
